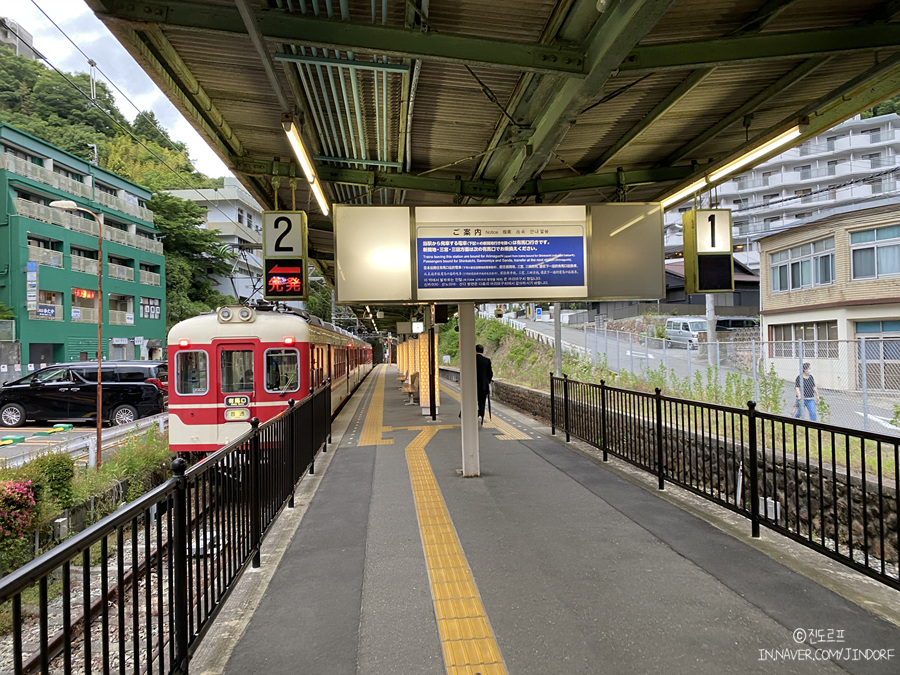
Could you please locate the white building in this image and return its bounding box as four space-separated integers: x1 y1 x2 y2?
167 177 265 303
665 114 900 271
0 18 37 59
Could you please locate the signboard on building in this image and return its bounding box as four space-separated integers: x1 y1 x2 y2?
36 304 56 319
262 211 308 300
26 261 38 311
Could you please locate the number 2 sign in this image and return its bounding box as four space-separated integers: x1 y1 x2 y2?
263 211 308 300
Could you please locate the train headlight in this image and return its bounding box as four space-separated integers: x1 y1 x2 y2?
238 307 254 321
218 307 233 322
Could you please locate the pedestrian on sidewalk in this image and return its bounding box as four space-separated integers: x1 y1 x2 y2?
794 362 818 421
476 344 493 423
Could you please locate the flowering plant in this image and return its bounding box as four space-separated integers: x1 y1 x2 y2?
0 480 37 539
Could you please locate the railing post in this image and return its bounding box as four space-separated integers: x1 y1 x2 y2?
655 387 665 490
600 380 608 462
748 401 760 538
171 457 189 675
287 399 296 509
249 417 261 568
860 337 869 431
326 379 333 445
563 374 570 443
550 372 556 436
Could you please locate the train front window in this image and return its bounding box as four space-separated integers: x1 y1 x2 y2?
221 350 254 393
265 349 300 394
176 351 208 395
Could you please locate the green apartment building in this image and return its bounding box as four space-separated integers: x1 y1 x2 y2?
0 124 165 371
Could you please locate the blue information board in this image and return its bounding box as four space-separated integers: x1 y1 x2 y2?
417 235 585 289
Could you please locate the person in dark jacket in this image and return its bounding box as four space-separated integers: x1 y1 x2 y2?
476 344 493 422
794 362 818 421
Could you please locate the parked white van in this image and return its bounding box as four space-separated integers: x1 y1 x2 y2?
664 317 707 348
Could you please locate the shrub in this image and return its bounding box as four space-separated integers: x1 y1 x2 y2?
0 480 36 539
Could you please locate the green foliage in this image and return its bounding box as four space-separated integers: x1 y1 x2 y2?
862 94 900 119
0 301 13 320
305 277 333 323
892 404 900 429
438 318 460 361
817 396 831 423
756 362 785 414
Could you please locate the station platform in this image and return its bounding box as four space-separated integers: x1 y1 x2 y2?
193 364 900 675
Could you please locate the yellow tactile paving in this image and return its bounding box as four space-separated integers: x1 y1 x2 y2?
358 365 394 446
404 425 507 674
440 383 530 440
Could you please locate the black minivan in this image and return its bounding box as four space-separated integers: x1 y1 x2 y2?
0 362 166 428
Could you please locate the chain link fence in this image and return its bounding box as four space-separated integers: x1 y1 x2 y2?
581 329 899 436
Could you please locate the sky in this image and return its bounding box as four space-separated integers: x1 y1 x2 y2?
5 0 231 178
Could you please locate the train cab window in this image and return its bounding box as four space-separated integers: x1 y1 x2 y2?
221 350 254 393
265 349 300 393
176 351 208 395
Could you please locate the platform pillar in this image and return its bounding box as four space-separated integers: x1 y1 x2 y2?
459 302 480 476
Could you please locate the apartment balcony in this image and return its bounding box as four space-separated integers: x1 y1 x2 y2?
799 141 835 156
71 256 99 275
104 227 137 248
28 304 64 321
94 190 155 223
800 192 833 204
14 198 100 236
868 130 896 144
71 306 97 323
28 246 63 268
870 156 895 169
109 310 134 326
134 235 164 255
108 263 135 282
3 153 93 199
140 270 161 286
871 180 898 194
736 177 769 190
797 167 836 180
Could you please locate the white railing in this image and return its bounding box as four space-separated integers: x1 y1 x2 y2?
140 270 161 286
870 157 895 168
71 306 97 323
71 256 99 275
868 130 896 143
108 263 135 281
799 142 834 156
3 151 153 222
134 236 164 254
872 181 898 194
736 178 769 189
13 198 98 236
104 227 137 248
27 246 63 268
109 310 133 326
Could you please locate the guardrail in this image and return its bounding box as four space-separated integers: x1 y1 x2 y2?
0 384 331 674
551 375 900 590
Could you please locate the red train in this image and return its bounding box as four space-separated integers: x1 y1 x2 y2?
167 305 372 453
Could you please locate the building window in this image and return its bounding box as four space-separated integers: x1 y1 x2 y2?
770 321 838 358
769 237 834 292
140 297 161 320
763 193 779 204
237 208 244 224
246 213 253 229
850 224 900 280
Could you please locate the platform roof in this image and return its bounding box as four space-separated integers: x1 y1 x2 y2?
86 0 900 326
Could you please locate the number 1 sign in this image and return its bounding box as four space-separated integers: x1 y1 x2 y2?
263 211 308 300
682 209 734 294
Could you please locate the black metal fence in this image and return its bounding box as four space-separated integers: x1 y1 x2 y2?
551 374 900 590
0 383 331 674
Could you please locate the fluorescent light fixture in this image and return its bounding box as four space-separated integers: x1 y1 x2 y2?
709 123 805 182
661 177 709 208
282 113 330 216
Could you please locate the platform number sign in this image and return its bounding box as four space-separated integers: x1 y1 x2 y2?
263 211 308 300
682 209 734 294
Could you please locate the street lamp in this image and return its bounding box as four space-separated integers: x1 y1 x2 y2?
50 200 104 469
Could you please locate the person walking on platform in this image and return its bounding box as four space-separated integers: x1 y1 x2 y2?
476 344 493 424
794 362 818 421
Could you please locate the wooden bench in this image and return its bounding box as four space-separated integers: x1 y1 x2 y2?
402 372 420 405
